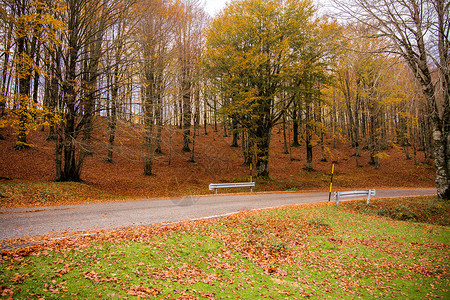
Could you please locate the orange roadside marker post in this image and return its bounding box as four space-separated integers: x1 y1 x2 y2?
328 164 335 206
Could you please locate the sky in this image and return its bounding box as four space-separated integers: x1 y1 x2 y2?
203 0 335 18
204 0 229 17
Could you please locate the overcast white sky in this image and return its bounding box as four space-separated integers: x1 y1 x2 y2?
204 0 229 16
203 0 334 18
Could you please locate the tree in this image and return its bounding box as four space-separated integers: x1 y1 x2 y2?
204 0 315 177
53 0 132 181
0 0 61 149
332 0 449 199
105 18 129 163
11 0 35 149
296 17 339 170
136 0 178 175
333 23 425 169
175 0 207 153
334 25 365 166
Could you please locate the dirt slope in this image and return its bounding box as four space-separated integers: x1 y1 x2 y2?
0 117 435 200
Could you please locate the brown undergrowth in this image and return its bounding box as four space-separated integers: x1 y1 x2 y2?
0 117 435 208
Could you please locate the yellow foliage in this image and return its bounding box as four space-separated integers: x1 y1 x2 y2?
1 99 61 137
374 152 390 160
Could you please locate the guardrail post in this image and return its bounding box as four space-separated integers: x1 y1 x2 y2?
367 189 375 204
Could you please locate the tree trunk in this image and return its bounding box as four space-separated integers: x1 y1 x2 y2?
155 93 163 154
105 65 118 163
62 139 80 181
189 107 199 163
433 0 450 199
305 104 313 171
368 107 380 169
318 104 327 162
143 82 156 176
242 131 253 166
223 118 228 137
291 102 300 147
57 9 80 182
231 118 239 147
60 82 81 182
189 86 200 162
433 126 449 199
255 128 271 177
0 23 12 118
181 71 191 152
421 117 430 160
144 127 156 176
213 96 218 132
79 92 95 158
54 126 63 181
105 97 116 163
203 96 208 135
412 125 418 165
105 27 122 163
31 42 41 106
283 113 289 154
174 97 179 128
331 88 337 149
46 50 59 141
14 11 32 150
178 97 183 129
353 80 361 158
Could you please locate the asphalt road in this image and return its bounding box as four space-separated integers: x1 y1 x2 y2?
0 188 436 241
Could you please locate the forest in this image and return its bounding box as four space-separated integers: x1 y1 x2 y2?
0 0 449 199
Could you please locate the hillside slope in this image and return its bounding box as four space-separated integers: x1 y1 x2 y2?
0 118 435 205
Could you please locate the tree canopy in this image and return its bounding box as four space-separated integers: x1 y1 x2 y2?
203 0 328 176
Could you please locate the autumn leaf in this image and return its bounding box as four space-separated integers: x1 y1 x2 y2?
82 270 100 282
0 286 14 297
176 294 200 300
10 273 30 283
82 270 119 284
279 290 291 295
126 285 161 298
54 268 69 277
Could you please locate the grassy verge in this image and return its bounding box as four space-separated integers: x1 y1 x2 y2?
340 196 450 226
1 198 449 299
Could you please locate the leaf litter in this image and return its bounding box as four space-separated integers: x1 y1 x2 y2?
0 121 435 208
1 199 448 299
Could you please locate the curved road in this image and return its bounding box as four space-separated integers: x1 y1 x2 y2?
0 188 436 241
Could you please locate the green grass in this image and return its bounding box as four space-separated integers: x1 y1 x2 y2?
340 196 450 226
1 197 449 299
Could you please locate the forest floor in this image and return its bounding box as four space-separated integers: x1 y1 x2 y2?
0 117 436 208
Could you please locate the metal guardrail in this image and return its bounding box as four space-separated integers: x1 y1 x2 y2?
209 182 255 194
334 189 376 205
